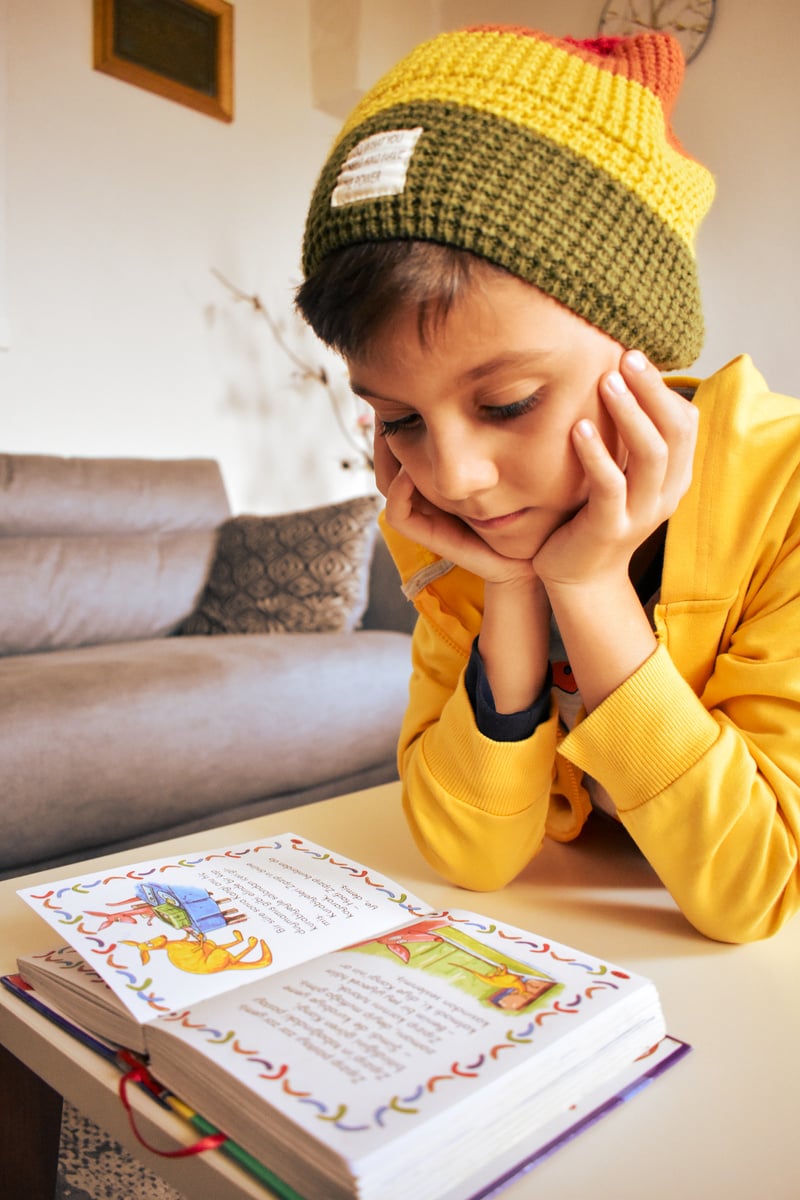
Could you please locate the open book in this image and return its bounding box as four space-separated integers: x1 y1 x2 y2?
16 834 684 1200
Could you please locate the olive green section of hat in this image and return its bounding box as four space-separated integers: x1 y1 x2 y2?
302 101 704 370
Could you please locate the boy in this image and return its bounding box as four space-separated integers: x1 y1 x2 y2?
296 26 800 943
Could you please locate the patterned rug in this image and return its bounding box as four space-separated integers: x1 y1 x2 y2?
57 1102 187 1200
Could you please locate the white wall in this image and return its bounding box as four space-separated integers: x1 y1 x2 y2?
2 0 799 516
0 0 380 512
0 0 10 348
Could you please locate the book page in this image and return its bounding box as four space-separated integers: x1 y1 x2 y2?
16 944 149 1050
17 835 427 1022
147 911 664 1172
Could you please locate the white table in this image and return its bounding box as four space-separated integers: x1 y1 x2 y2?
1 781 798 1199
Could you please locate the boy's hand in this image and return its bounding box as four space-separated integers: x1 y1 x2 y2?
372 426 403 498
533 350 698 590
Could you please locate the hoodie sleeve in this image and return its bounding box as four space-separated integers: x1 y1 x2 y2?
380 515 586 891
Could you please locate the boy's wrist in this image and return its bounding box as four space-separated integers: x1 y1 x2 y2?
483 571 546 603
538 564 632 600
465 640 552 742
479 573 551 714
544 574 658 713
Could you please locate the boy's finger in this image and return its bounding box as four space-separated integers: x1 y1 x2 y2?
571 419 627 517
599 371 670 502
384 465 415 514
373 430 402 496
601 361 697 503
619 351 699 451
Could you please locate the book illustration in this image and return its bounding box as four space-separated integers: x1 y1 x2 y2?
151 914 644 1139
348 920 560 1013
124 929 274 976
86 882 249 934
85 882 272 977
18 837 426 1017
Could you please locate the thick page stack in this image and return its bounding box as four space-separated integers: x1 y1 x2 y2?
16 834 683 1200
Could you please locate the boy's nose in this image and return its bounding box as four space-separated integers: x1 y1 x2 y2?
428 432 498 501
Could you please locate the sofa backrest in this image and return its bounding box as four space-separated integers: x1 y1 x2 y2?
0 454 231 655
360 535 417 636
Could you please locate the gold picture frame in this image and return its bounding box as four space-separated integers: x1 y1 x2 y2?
93 0 234 123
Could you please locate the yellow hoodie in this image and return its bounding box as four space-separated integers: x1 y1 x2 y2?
380 357 800 943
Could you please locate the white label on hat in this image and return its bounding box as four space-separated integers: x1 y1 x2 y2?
331 127 424 208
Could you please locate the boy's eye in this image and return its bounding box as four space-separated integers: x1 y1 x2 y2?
484 394 540 421
377 393 540 438
378 413 422 438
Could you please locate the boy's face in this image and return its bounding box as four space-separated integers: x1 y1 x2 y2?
347 270 626 560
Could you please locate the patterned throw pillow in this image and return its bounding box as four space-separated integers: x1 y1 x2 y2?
178 495 382 636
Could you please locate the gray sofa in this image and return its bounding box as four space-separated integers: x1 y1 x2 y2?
0 453 415 878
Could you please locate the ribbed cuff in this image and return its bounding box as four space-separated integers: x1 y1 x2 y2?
559 645 720 812
418 678 559 817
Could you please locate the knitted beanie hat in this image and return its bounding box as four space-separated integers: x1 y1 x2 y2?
302 25 716 370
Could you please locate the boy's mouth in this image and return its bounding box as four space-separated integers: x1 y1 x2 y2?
462 508 531 531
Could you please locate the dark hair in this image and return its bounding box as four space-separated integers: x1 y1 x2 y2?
295 240 508 361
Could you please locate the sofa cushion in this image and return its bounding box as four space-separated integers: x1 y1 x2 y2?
0 631 411 873
0 455 231 655
0 530 218 656
178 495 382 636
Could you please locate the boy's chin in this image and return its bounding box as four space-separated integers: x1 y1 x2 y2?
475 512 568 562
475 528 547 561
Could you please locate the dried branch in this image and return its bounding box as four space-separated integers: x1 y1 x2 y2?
212 268 373 471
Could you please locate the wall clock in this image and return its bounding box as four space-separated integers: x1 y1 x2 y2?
598 1 716 64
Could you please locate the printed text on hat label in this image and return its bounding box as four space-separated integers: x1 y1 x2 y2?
331 128 424 208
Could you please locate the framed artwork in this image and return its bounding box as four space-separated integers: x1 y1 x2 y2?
93 0 234 123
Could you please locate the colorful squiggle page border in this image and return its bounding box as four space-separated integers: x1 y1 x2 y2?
25 835 639 1135
152 838 633 1135
24 836 421 1015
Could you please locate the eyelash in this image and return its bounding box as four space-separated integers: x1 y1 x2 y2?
378 394 540 438
379 413 421 438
